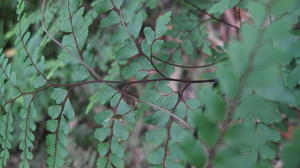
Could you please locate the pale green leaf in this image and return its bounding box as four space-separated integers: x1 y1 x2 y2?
155 12 171 38
51 88 68 104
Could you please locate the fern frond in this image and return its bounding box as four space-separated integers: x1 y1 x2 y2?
46 89 74 168
0 105 13 168
18 95 37 168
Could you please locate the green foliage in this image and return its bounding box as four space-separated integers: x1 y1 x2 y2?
46 90 74 168
19 95 37 168
0 0 300 168
281 128 300 168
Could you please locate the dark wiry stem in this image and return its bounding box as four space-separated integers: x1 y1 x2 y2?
184 0 239 30
0 62 24 94
162 95 181 168
153 56 229 69
104 89 124 168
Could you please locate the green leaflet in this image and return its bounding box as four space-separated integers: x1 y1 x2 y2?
101 11 120 28
209 0 239 14
51 88 68 104
198 87 226 122
48 105 61 119
144 27 155 44
146 0 158 9
47 120 59 132
223 121 280 162
95 110 113 124
113 120 129 140
147 148 164 164
248 1 266 27
155 11 171 38
92 0 113 13
179 133 206 168
94 127 110 141
128 11 146 39
193 112 219 147
216 64 239 99
230 24 258 76
113 0 124 9
165 158 184 168
152 40 164 53
116 39 139 60
10 72 17 85
145 128 167 146
72 65 90 81
271 0 296 17
62 99 75 121
235 95 281 124
281 128 300 168
110 154 124 168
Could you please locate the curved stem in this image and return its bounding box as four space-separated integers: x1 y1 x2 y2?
41 0 102 81
184 0 239 30
4 77 215 105
153 56 229 69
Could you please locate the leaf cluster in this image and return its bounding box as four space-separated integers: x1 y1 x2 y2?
1 0 300 168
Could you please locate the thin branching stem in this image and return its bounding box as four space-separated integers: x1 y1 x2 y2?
153 56 229 69
184 0 240 30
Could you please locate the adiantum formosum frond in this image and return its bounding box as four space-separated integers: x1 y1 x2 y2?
0 0 299 168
